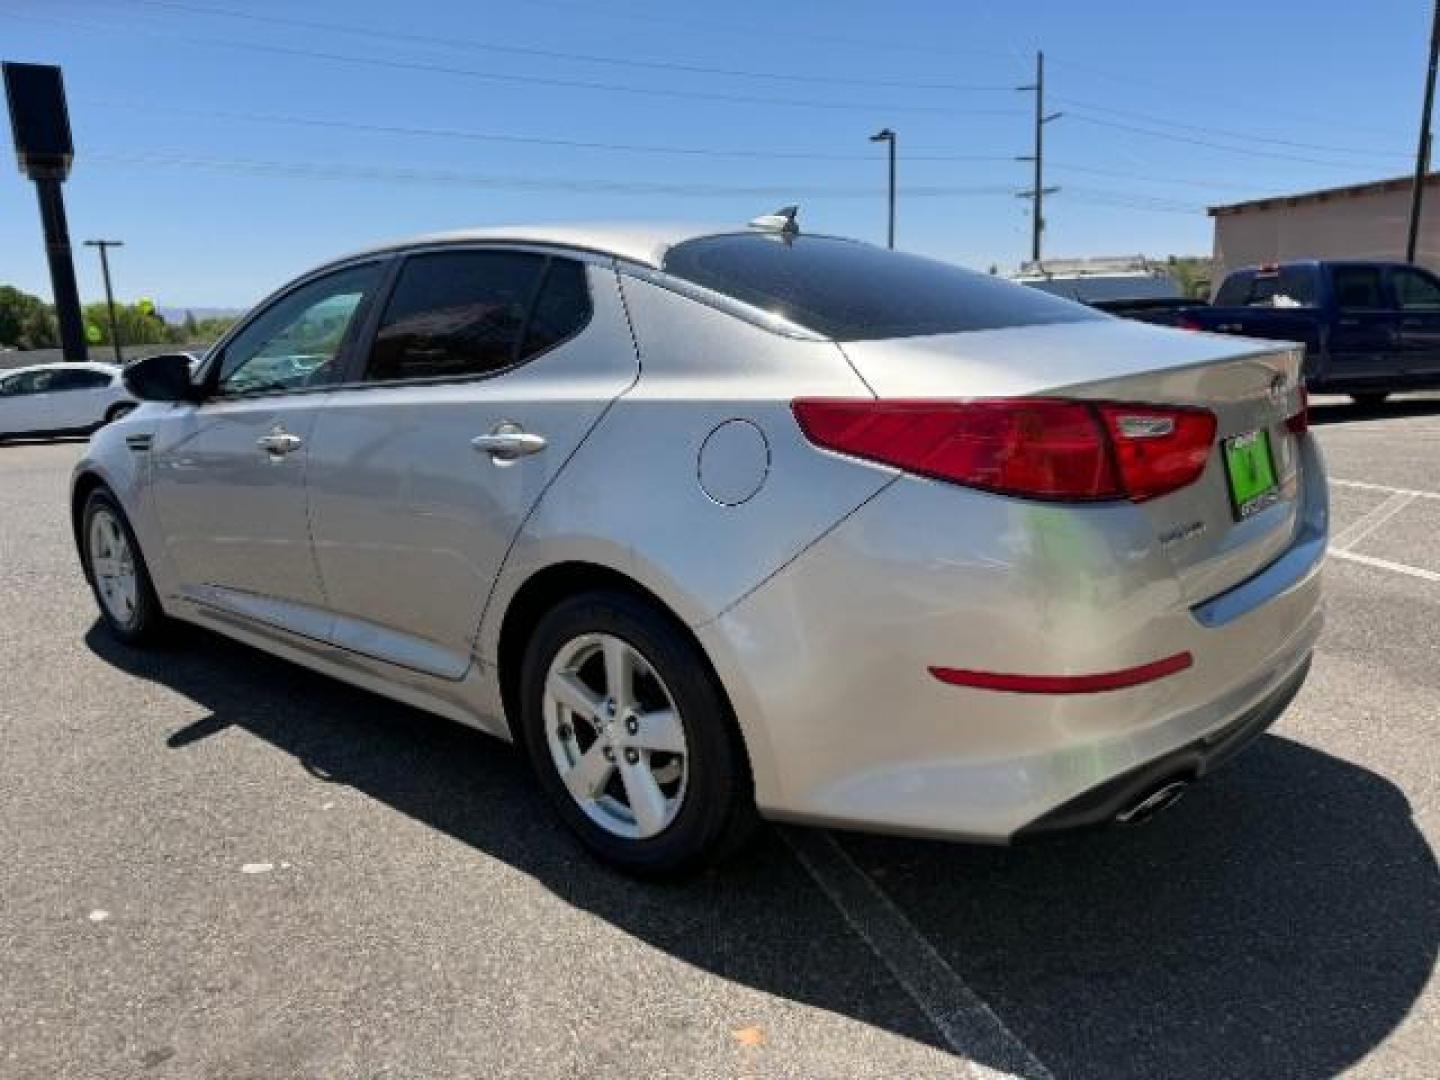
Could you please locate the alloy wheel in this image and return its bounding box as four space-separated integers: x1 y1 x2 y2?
89 508 139 627
542 632 689 840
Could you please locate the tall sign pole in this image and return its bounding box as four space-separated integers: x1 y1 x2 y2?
1406 0 1440 264
3 62 87 362
1017 51 1062 265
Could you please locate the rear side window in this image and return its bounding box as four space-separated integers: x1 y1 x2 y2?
1392 267 1440 309
520 259 592 357
662 234 1102 341
366 251 591 383
1332 266 1385 309
47 369 112 391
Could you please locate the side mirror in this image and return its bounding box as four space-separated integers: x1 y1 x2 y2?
122 353 200 403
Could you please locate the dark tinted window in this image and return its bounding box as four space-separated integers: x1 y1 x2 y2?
1332 266 1385 309
367 251 547 382
662 234 1103 341
520 259 592 357
48 369 111 391
1393 267 1440 309
1214 270 1254 307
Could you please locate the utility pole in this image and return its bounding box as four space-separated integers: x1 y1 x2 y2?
1406 0 1440 264
1017 50 1062 264
84 239 125 363
870 128 897 248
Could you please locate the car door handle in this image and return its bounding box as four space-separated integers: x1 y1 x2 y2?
471 428 547 462
256 432 303 456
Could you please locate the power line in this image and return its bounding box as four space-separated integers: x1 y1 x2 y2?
1045 54 1404 141
1054 96 1410 159
1063 113 1404 170
74 98 1019 164
83 148 1208 215
1047 160 1256 194
83 149 1026 198
8 10 1022 118
111 0 1017 93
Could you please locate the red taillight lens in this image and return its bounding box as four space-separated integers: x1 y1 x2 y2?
1286 384 1309 435
1095 404 1217 502
792 398 1121 500
1175 316 1202 331
792 398 1217 503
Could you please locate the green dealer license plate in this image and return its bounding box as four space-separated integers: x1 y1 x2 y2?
1223 429 1280 520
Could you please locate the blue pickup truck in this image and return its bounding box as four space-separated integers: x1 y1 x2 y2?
1174 260 1440 405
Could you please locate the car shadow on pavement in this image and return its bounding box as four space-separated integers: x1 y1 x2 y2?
86 622 1439 1080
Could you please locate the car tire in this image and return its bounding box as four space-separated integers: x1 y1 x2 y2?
1350 392 1389 407
80 487 167 645
518 589 757 877
103 402 137 425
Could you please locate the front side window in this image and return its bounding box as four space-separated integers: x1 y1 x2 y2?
366 251 552 382
662 233 1102 341
1393 267 1440 310
217 262 382 395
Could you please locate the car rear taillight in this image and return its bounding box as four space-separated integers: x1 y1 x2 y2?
1175 316 1201 331
1095 403 1217 502
1285 384 1309 435
791 398 1217 503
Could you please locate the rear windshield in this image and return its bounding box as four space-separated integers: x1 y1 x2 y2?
1216 265 1318 308
662 233 1104 341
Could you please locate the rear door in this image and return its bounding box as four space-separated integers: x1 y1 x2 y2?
304 247 638 679
1389 265 1440 384
1325 264 1402 388
45 367 112 428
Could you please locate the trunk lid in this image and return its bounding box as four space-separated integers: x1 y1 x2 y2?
838 319 1306 602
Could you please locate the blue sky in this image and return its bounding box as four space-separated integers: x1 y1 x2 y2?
0 0 1431 308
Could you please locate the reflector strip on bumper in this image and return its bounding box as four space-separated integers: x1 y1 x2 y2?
929 651 1193 694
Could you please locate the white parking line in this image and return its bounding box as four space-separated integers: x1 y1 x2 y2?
1330 549 1440 584
1331 478 1440 501
1331 492 1419 551
780 827 1053 1080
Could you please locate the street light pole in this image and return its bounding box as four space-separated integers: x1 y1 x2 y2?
870 128 896 249
1406 0 1440 264
84 239 124 363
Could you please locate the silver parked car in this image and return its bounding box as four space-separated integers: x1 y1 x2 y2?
71 214 1325 875
0 361 136 438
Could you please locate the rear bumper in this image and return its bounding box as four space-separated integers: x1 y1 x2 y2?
1014 654 1309 838
698 437 1327 843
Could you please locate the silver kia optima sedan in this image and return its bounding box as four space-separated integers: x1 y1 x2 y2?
72 213 1325 875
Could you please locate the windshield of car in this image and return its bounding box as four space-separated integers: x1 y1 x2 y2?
662 233 1104 341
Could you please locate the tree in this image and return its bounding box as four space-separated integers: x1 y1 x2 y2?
0 285 58 349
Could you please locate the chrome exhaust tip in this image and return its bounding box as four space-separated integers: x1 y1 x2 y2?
1115 780 1189 826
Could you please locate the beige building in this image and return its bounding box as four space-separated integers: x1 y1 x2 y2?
1208 173 1440 289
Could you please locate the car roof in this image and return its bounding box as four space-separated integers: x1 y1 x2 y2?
2 361 118 376
333 222 747 271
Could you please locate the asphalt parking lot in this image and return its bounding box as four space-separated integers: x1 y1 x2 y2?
2 395 1438 1080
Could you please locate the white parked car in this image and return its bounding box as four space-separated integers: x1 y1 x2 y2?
72 216 1324 876
0 362 136 438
